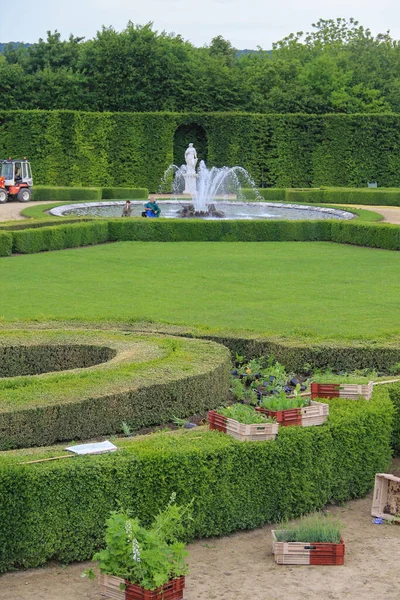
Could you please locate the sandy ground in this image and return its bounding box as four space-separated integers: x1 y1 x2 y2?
0 201 54 221
336 204 400 224
1 459 399 600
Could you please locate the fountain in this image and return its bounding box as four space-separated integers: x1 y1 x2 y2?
170 143 265 218
49 143 356 222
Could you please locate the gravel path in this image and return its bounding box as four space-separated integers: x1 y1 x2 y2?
0 201 54 222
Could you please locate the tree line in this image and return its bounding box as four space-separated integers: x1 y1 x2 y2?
2 18 400 113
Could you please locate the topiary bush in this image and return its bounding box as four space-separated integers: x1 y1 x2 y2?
12 221 109 253
0 329 230 449
0 231 12 257
102 188 149 199
33 187 102 201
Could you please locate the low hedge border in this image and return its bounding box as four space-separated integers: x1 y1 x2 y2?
0 389 393 572
32 187 149 201
0 329 230 449
2 218 400 256
286 188 400 206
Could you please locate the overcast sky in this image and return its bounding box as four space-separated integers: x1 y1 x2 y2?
1 0 399 49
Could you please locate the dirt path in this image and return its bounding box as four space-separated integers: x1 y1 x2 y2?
336 204 400 224
0 201 54 222
1 460 399 600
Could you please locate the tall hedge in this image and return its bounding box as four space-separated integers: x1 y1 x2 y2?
0 392 393 572
3 111 400 189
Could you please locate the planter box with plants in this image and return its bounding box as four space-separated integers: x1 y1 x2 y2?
255 393 329 427
84 495 191 600
311 381 373 400
208 404 278 442
272 514 345 566
371 473 400 523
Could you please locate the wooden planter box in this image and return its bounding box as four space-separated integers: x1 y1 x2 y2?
272 531 345 565
311 381 373 401
371 473 400 523
208 410 278 441
99 574 185 600
256 400 329 427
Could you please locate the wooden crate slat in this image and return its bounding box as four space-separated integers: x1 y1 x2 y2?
372 473 400 521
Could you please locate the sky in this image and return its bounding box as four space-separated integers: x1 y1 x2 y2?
1 0 400 50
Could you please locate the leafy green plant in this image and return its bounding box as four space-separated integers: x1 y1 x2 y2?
275 513 344 543
261 390 310 411
84 495 192 590
230 377 258 405
217 403 274 424
121 422 132 436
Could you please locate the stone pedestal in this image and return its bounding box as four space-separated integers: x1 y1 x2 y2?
183 173 197 196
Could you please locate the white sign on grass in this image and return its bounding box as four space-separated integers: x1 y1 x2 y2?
65 440 118 455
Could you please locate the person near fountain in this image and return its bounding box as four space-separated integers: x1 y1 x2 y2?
185 143 197 175
122 200 132 217
143 197 161 218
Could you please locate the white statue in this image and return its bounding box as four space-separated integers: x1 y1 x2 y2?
185 143 198 175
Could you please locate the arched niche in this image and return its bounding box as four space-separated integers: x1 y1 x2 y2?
173 123 208 168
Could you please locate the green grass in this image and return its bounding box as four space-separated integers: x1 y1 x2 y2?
1 241 400 338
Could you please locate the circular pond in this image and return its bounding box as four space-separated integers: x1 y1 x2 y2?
50 200 355 221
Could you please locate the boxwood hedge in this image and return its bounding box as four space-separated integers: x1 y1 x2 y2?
286 188 400 206
5 217 400 255
32 186 149 201
0 389 393 572
0 329 230 449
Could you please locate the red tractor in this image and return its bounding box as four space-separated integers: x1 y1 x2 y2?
0 158 33 203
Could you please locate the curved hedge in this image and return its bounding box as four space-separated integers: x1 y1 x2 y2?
0 389 393 572
2 217 400 257
0 330 230 449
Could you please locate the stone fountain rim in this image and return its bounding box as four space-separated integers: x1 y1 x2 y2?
49 200 355 220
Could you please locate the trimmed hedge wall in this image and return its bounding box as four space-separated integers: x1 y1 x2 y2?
102 187 148 200
3 111 400 189
286 188 400 206
32 186 149 201
0 391 393 571
12 221 109 253
7 218 400 255
33 187 102 201
0 330 230 449
0 231 12 257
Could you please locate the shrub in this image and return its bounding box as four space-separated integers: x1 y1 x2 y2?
0 231 12 257
33 186 102 201
0 391 393 572
12 221 109 253
0 330 230 449
286 188 400 206
102 188 149 200
241 188 286 201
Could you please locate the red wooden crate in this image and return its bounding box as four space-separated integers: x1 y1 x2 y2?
256 406 302 427
125 577 185 600
311 383 340 399
308 539 345 565
208 410 227 433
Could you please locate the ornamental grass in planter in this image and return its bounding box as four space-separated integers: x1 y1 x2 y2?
208 403 278 441
84 494 192 600
272 513 345 566
256 391 329 427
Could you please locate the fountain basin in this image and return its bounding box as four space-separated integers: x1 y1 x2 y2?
49 200 355 221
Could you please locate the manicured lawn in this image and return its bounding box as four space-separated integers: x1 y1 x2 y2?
1 241 400 338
